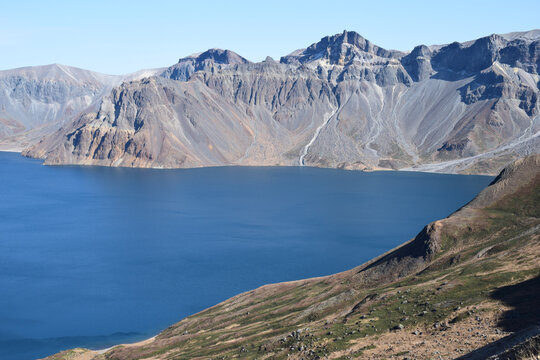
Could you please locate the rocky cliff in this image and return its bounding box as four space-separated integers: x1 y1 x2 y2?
0 64 163 151
18 30 540 174
0 64 126 151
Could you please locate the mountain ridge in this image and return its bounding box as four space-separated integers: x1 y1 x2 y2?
1 29 538 174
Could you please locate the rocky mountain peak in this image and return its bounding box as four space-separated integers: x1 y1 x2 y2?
409 44 432 58
185 48 250 66
320 30 369 51
401 44 434 81
281 30 401 65
161 48 249 81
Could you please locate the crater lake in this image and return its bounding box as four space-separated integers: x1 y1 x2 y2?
0 152 492 359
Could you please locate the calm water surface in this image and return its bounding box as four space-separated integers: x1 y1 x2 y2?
0 152 492 359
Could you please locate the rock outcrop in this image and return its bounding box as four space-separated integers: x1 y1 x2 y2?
0 64 119 150
0 64 164 151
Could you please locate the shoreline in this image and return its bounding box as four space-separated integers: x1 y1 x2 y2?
0 151 498 176
0 148 22 153
29 156 531 359
94 336 157 354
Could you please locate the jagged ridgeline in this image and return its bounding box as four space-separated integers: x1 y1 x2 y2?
17 30 540 174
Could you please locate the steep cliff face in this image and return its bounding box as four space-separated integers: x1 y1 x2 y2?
24 30 540 174
0 65 164 151
0 64 121 150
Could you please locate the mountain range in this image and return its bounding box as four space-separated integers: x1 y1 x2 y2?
1 30 539 174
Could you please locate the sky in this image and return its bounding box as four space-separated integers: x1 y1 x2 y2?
2 0 539 75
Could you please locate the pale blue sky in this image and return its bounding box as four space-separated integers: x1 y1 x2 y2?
2 0 539 74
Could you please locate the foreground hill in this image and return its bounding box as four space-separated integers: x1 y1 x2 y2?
25 30 540 174
46 154 540 359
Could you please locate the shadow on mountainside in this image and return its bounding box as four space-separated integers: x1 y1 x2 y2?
456 326 540 360
491 274 540 332
455 275 540 359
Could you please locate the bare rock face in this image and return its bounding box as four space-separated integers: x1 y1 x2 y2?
280 30 404 65
23 30 540 174
0 64 164 151
401 45 434 82
161 49 250 81
0 64 121 150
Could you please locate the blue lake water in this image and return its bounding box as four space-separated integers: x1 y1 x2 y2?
0 151 493 359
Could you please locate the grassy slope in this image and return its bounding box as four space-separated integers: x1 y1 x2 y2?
46 156 540 360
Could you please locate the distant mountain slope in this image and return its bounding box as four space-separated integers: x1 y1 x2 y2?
0 64 164 151
24 30 540 174
0 64 119 151
43 156 540 359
